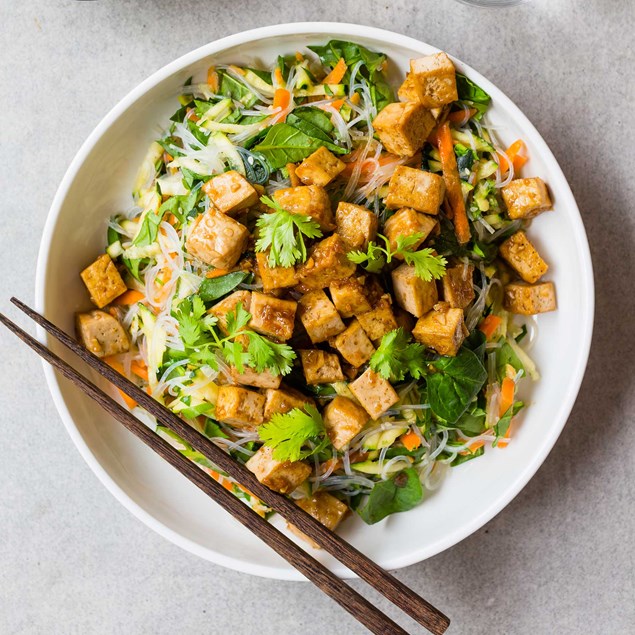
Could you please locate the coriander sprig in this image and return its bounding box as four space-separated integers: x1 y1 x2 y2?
370 328 428 382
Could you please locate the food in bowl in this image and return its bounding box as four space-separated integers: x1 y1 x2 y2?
74 40 556 536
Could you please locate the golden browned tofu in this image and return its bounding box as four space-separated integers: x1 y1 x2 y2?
297 234 357 289
288 492 349 547
383 208 437 255
323 396 370 450
248 292 297 341
298 289 345 343
229 365 282 390
372 101 436 158
335 202 379 251
349 368 399 420
397 72 419 102
273 185 334 231
329 277 372 318
186 209 249 269
246 446 311 494
413 304 466 356
503 282 557 315
208 290 251 335
202 170 258 215
385 166 445 215
295 146 346 187
75 310 130 357
409 52 458 108
330 319 375 367
263 386 315 421
501 177 552 220
499 231 549 283
391 264 439 317
215 385 265 429
80 254 127 308
441 264 475 309
255 252 296 292
394 306 416 332
356 295 399 343
300 349 344 385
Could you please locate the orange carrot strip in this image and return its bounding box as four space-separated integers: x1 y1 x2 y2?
118 388 137 410
498 139 528 174
400 430 422 451
330 98 346 111
205 268 230 279
295 51 304 62
460 439 485 455
499 377 515 417
273 88 291 111
322 58 347 85
446 108 477 123
478 314 502 340
113 289 144 306
228 65 245 76
350 92 361 106
130 361 149 381
273 67 284 87
207 66 219 92
103 358 138 408
287 163 301 187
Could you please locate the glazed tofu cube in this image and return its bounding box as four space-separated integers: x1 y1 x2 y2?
263 386 315 421
441 264 475 309
249 292 297 341
335 202 379 251
501 177 552 220
295 146 346 187
397 73 419 102
76 310 130 357
330 319 375 367
186 209 249 269
215 385 265 429
409 52 458 108
394 306 416 332
255 252 296 292
385 166 445 215
503 282 557 315
372 101 436 158
202 170 258 215
297 234 357 289
356 295 399 343
391 264 439 317
413 304 466 356
323 396 370 449
329 277 372 318
246 446 311 494
288 492 349 547
383 208 437 255
208 290 251 335
349 368 399 420
229 366 282 390
300 350 345 385
273 185 334 231
80 254 127 308
298 289 345 343
499 231 549 283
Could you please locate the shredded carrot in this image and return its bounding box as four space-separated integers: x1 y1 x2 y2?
478 314 502 340
499 377 515 417
118 388 137 410
113 289 145 306
287 162 301 187
205 268 230 279
131 361 149 381
228 64 245 76
460 439 485 455
207 66 219 92
167 213 178 227
446 108 477 123
400 430 422 451
330 98 346 111
273 66 284 87
350 92 361 106
103 358 138 408
498 139 528 174
322 58 347 85
186 107 200 123
295 51 304 62
273 88 291 111
162 151 173 164
497 425 512 447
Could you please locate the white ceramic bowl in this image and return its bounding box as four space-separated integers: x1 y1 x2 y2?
36 23 594 580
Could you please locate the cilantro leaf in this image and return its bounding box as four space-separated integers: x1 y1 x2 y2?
175 297 206 347
225 304 251 337
245 331 296 376
393 236 447 282
347 241 387 273
370 328 427 382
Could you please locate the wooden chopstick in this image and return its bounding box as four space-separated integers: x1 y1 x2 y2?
10 298 450 634
0 309 411 635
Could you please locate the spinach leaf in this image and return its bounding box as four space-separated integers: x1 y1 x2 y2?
133 209 165 248
496 340 524 381
451 445 484 466
157 188 202 225
252 123 324 170
186 118 210 147
285 113 346 155
456 73 491 105
293 107 335 134
198 271 249 302
217 69 257 107
356 469 423 525
464 329 487 362
493 402 524 446
455 403 487 435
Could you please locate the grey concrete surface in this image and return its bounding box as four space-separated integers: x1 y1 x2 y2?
1 1 634 633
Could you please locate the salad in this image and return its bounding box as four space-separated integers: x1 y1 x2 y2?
76 41 556 534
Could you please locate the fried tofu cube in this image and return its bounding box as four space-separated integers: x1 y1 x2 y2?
263 386 315 421
255 252 296 292
297 234 357 289
273 185 334 231
323 396 370 450
186 209 249 269
80 254 127 308
208 290 251 335
248 292 297 341
413 304 466 356
329 277 372 318
356 295 399 343
385 166 445 215
335 202 379 251
499 231 549 283
295 146 346 187
501 177 552 220
297 289 345 343
202 170 258 215
288 492 349 547
330 319 375 367
300 349 345 385
349 368 399 420
372 101 436 158
397 73 419 102
441 264 475 309
391 264 439 317
229 366 282 390
76 310 130 357
246 446 311 494
394 306 416 332
215 385 265 429
409 52 458 108
384 208 437 255
503 282 557 315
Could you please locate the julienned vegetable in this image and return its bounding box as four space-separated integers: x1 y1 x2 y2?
75 42 557 535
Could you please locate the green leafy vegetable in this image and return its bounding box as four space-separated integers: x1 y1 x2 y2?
198 271 249 302
456 73 491 105
217 69 258 107
451 445 484 466
493 402 524 446
370 328 427 382
497 339 524 382
347 240 387 273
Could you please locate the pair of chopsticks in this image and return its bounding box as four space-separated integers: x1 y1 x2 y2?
2 298 450 635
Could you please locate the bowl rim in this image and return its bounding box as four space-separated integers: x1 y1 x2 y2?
35 21 595 580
